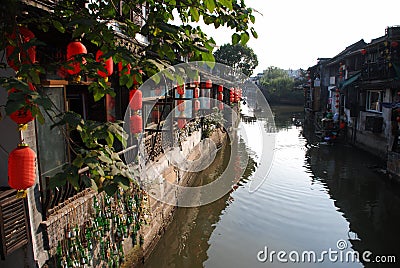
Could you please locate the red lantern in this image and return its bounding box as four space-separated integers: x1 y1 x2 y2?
361 49 367 55
133 70 143 86
391 41 398 48
177 100 185 112
178 118 186 129
130 114 142 134
194 100 200 111
66 41 87 75
129 89 142 111
118 62 131 76
96 50 113 78
217 92 223 101
193 87 199 98
177 84 185 95
205 79 212 89
8 83 36 125
397 116 400 123
6 26 36 72
218 85 223 92
8 143 36 195
335 105 339 108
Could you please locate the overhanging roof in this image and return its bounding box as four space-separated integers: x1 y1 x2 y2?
339 71 361 90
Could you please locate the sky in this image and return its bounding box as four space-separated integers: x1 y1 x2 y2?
199 0 400 76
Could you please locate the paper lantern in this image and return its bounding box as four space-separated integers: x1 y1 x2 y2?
194 100 200 111
193 87 199 98
6 26 36 72
217 92 223 101
66 41 87 75
129 89 142 111
218 85 223 92
8 83 36 125
361 49 367 55
130 114 142 134
8 143 36 194
205 79 212 89
178 118 186 129
177 84 185 96
118 62 131 76
96 50 113 78
177 100 185 112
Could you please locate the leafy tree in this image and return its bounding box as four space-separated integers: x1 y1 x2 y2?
214 43 258 77
260 66 303 105
0 0 257 194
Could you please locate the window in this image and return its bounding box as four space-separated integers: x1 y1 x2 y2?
366 90 384 113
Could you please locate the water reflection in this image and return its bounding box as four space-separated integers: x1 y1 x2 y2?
144 105 400 268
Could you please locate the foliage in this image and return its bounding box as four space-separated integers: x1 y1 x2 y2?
214 43 258 77
0 0 257 194
260 66 303 105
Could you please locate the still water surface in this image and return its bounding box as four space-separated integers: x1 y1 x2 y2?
144 105 400 268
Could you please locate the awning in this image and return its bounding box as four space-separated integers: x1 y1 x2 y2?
339 71 361 90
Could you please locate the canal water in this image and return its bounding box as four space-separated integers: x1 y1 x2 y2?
144 105 400 268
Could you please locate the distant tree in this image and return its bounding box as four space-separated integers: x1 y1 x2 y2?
214 43 258 77
260 66 303 105
293 68 308 90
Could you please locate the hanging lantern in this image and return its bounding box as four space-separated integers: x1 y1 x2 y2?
96 50 113 78
118 62 131 76
8 83 36 126
6 26 36 72
205 79 212 89
391 41 399 48
133 70 143 86
335 105 339 108
194 99 200 111
129 89 143 111
177 100 186 112
361 49 367 55
177 84 185 96
217 92 223 101
218 85 223 92
66 41 87 75
178 118 186 129
129 114 142 134
8 143 36 198
193 87 199 98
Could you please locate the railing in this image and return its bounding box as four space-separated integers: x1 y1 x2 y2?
361 61 397 81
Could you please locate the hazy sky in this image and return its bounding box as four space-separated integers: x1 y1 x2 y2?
201 0 400 75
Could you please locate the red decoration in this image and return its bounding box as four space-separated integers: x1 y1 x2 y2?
177 100 185 112
391 41 398 48
193 87 199 98
218 85 223 92
6 26 36 72
205 79 212 89
8 144 36 192
177 84 185 95
96 50 113 78
361 49 367 55
152 109 160 123
335 105 339 108
178 118 186 129
118 62 131 76
130 114 143 134
397 116 400 123
8 83 36 125
66 41 87 75
129 89 143 111
217 92 223 101
194 100 200 111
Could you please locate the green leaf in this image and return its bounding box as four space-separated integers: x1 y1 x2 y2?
103 183 118 196
218 0 233 10
67 173 80 191
114 175 131 189
204 0 216 12
49 172 67 189
72 154 84 168
250 27 258 39
105 132 114 147
190 7 200 22
98 153 113 164
250 15 256 24
52 20 65 33
240 32 250 45
232 33 240 45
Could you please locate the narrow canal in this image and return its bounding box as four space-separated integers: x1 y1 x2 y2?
144 105 400 268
